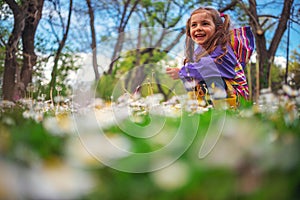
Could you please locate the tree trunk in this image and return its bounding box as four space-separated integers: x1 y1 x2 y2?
2 0 25 101
3 44 21 101
86 0 99 80
256 35 269 89
2 0 44 101
107 31 124 75
21 0 44 92
248 0 267 88
130 23 142 92
49 0 73 99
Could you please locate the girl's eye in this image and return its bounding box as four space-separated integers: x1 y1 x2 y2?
191 23 197 27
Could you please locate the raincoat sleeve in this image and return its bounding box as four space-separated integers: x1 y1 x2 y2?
179 45 237 81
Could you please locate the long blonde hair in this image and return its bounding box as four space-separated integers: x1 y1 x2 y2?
184 7 231 64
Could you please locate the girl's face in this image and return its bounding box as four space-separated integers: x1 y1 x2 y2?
189 12 216 45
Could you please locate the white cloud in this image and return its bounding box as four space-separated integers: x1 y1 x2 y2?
274 56 287 69
249 52 287 69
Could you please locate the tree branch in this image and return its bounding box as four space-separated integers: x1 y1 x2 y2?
268 0 294 57
239 0 262 31
219 0 238 13
4 0 21 15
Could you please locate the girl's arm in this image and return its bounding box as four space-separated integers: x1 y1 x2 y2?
179 45 237 81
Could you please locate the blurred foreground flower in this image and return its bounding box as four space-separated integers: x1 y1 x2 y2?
151 161 190 190
0 100 15 109
1 80 300 200
0 158 95 200
43 113 75 136
254 85 299 127
67 133 131 168
24 159 95 199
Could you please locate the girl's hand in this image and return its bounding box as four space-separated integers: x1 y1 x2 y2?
166 67 180 80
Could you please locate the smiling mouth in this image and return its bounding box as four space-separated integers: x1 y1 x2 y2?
194 34 205 39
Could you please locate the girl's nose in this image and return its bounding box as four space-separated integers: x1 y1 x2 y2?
196 25 202 31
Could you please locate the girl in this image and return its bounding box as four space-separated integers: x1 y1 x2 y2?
166 7 251 107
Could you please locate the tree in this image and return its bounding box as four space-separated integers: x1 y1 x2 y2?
2 0 44 101
0 1 9 87
240 0 295 89
86 0 99 80
48 0 73 100
107 0 140 75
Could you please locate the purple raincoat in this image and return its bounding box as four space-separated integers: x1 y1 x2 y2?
179 45 237 82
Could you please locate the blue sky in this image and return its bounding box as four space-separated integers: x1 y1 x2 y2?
275 14 300 57
283 22 300 56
